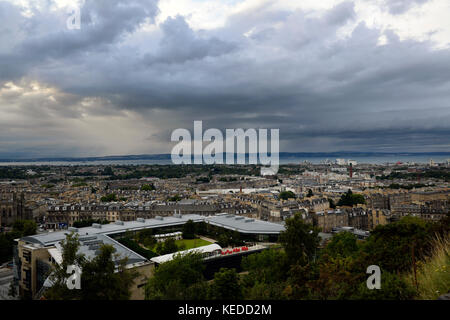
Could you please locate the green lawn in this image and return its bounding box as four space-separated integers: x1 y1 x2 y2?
175 238 212 250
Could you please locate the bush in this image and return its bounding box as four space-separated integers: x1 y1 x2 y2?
404 236 450 300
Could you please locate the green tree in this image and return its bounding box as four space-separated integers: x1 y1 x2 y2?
100 194 117 202
182 220 196 239
45 233 138 300
12 220 37 237
102 167 114 176
322 232 359 259
155 242 164 255
337 189 366 207
308 253 364 300
217 234 230 248
279 213 320 265
241 249 290 299
44 233 86 300
145 252 206 300
141 184 155 191
162 238 179 254
279 191 295 200
328 198 336 209
168 194 182 202
209 268 243 300
355 271 416 300
361 216 432 273
80 245 138 300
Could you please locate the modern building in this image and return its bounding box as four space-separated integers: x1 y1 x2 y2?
14 213 285 299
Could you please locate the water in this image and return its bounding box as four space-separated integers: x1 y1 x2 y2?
0 155 448 166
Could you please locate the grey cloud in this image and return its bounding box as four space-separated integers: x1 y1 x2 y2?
383 0 429 15
144 15 237 64
0 0 449 157
19 0 159 59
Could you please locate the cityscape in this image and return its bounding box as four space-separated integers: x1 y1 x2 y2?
0 0 449 313
0 158 449 301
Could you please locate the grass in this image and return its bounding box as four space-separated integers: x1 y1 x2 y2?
404 235 450 300
175 238 212 250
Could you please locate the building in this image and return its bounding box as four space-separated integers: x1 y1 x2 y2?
314 209 349 233
15 230 154 299
0 192 31 227
367 209 392 229
15 213 285 299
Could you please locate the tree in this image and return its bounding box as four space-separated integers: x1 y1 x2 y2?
195 222 207 236
45 233 138 300
44 233 86 300
361 216 432 273
145 252 206 300
322 232 359 259
328 198 336 209
209 268 243 300
241 249 290 300
307 252 366 300
217 234 229 248
0 221 36 264
279 213 320 265
168 194 182 202
155 242 164 255
141 184 155 191
279 191 295 200
162 238 178 255
355 272 416 300
337 189 366 207
182 220 196 239
100 194 117 202
102 167 114 176
12 220 37 237
80 245 138 300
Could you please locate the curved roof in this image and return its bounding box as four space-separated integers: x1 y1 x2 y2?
150 244 222 264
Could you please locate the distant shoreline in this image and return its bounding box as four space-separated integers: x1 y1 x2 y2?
0 152 449 166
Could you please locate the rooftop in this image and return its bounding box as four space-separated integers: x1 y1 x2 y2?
150 244 222 264
206 213 285 234
21 214 205 246
20 213 285 247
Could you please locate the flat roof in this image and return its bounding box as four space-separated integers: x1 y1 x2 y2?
206 214 285 234
54 234 147 265
22 214 205 246
21 213 285 246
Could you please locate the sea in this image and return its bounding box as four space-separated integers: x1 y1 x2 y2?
0 154 449 166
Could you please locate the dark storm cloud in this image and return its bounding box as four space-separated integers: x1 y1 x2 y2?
0 0 449 156
19 0 159 58
144 15 238 64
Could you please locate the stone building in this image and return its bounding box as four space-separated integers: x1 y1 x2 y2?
0 192 31 227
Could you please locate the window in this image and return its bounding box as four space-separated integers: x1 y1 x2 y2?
23 251 31 263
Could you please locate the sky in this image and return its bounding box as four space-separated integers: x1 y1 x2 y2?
0 0 450 158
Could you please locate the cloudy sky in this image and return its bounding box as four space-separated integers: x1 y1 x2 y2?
0 0 449 158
